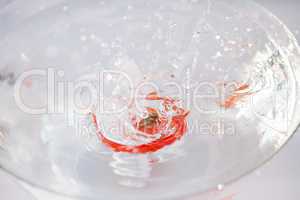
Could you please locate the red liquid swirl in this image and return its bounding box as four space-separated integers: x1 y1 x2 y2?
91 92 189 154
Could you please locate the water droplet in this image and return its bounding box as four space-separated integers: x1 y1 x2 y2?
20 53 30 62
169 22 177 28
127 5 133 10
106 74 113 81
212 51 223 59
80 35 87 41
217 184 224 191
63 6 69 11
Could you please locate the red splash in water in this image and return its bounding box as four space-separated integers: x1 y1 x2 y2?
220 83 251 109
91 92 189 154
